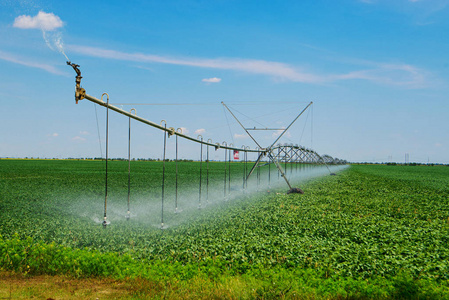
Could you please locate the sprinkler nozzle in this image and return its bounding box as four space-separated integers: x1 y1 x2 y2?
126 211 130 220
66 61 85 103
102 220 108 227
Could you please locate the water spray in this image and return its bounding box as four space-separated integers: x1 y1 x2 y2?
41 29 71 62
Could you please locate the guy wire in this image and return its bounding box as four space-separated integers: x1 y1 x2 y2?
94 103 103 158
223 105 235 145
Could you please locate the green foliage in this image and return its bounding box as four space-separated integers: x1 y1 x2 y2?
1 160 449 298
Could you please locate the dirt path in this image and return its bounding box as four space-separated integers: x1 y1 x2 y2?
0 272 157 300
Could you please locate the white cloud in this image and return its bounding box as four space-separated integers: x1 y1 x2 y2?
68 45 432 88
178 127 189 134
194 128 206 135
331 63 429 88
68 45 323 83
435 142 442 147
51 133 58 137
13 11 64 31
234 133 248 139
272 128 292 139
80 131 90 135
72 136 86 142
202 77 221 83
0 50 65 75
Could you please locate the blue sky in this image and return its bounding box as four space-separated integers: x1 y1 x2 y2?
0 0 448 163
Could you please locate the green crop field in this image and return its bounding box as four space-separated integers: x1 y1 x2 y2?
1 160 449 299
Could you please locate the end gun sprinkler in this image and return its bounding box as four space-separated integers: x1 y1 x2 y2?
66 61 86 103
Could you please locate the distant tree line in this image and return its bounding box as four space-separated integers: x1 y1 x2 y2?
354 162 449 166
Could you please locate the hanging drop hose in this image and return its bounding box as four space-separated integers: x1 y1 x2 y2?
161 121 167 229
284 146 288 177
295 150 298 171
198 135 203 209
175 128 182 213
102 93 109 228
228 143 233 197
268 154 271 188
245 146 250 190
256 148 260 189
241 145 246 191
222 142 227 199
126 108 136 220
127 114 131 220
277 146 280 181
290 146 293 175
207 139 212 204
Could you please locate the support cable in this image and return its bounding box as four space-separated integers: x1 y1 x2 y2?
83 93 260 152
94 103 103 158
223 105 235 145
225 105 267 128
298 108 310 145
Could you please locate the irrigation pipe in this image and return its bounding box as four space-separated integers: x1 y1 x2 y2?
83 94 261 153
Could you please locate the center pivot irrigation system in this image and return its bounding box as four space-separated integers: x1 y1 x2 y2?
67 62 346 228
